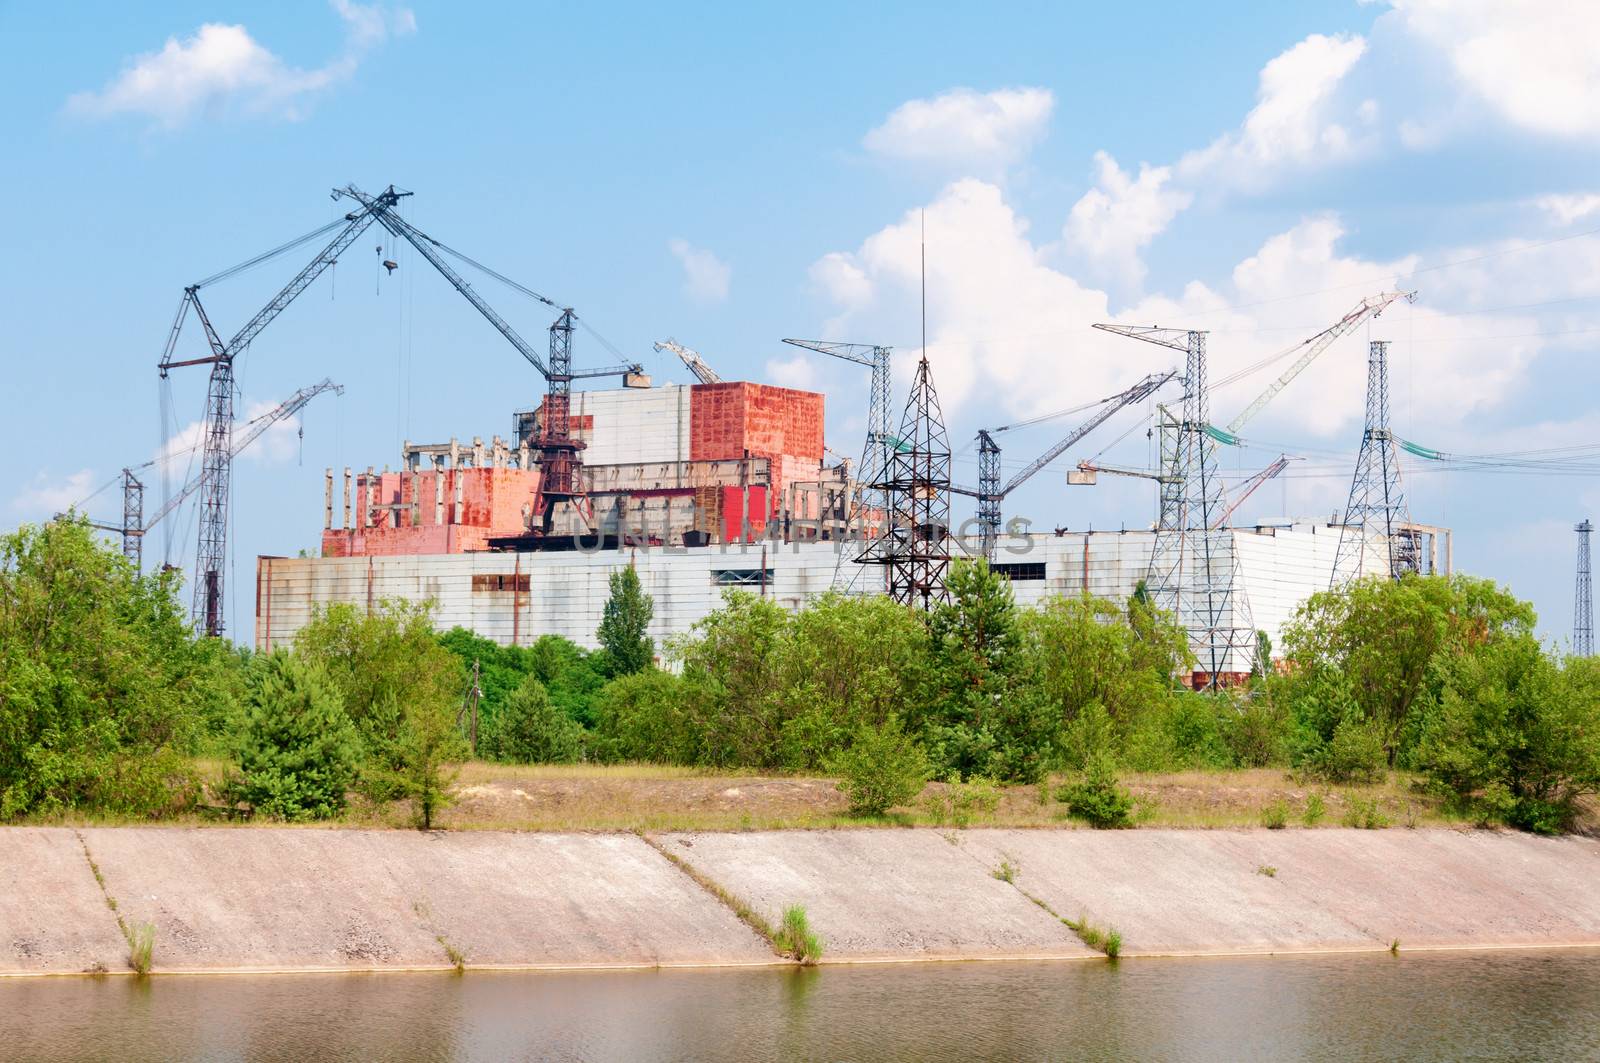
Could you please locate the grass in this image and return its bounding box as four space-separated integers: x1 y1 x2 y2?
1260 801 1289 830
1341 794 1392 829
640 833 780 949
993 857 1018 883
1302 793 1327 827
1257 865 1278 878
772 905 824 965
1065 915 1122 959
127 922 155 976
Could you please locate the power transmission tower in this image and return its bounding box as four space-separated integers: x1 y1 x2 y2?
1331 341 1419 587
1093 325 1255 686
781 339 894 544
1576 520 1593 656
861 355 950 609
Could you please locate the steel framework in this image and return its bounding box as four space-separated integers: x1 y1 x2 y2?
1094 325 1255 686
1331 341 1419 587
862 355 951 609
1577 519 1594 656
781 339 894 535
120 469 143 570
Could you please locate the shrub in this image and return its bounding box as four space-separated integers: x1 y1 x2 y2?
1306 716 1388 784
1260 800 1288 830
1302 792 1327 826
232 652 361 821
1340 793 1390 829
923 776 1002 827
829 714 930 816
483 676 582 764
591 670 701 764
1225 690 1291 767
1059 756 1135 828
1121 692 1232 772
773 905 823 964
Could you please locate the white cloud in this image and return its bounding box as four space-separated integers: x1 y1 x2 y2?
810 180 1570 451
809 252 873 307
863 87 1054 169
765 355 819 392
156 399 306 471
1065 152 1193 290
10 470 95 518
1536 193 1600 226
67 1 414 129
1386 0 1600 139
1179 33 1370 189
668 239 731 303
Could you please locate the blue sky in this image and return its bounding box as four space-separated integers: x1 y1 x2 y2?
3 1 1598 643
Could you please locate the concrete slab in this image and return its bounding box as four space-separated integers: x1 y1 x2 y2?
656 829 1094 961
0 829 127 974
80 828 446 972
1215 829 1600 951
78 828 773 973
375 831 774 969
962 829 1380 956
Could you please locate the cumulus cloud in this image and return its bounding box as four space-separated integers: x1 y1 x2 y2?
10 470 95 518
1179 33 1371 190
157 399 307 471
1536 193 1600 226
1065 152 1193 290
1385 0 1600 139
66 0 414 129
809 180 1568 450
765 354 819 392
668 239 731 303
864 87 1053 169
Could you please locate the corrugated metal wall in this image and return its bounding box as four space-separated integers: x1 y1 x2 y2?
256 525 1401 660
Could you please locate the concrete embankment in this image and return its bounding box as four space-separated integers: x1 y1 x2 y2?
4 826 1599 976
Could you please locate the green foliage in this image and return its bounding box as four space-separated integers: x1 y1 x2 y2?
673 590 792 767
295 600 464 787
1058 756 1135 828
373 689 468 830
126 921 155 976
829 714 930 816
0 518 213 819
1307 715 1389 784
1302 792 1326 826
437 627 535 745
1260 800 1288 829
922 775 1002 827
597 566 655 677
773 905 823 964
1121 691 1233 772
992 857 1018 883
1223 689 1291 768
1340 793 1390 829
1415 638 1600 833
592 670 700 763
482 675 583 764
232 652 361 821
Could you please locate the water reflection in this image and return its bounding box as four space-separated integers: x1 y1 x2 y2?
4 951 1599 1061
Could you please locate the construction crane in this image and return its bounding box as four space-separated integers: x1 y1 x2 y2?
781 339 894 527
654 339 722 384
1208 290 1416 445
332 185 644 535
78 380 343 573
158 188 403 636
954 370 1176 559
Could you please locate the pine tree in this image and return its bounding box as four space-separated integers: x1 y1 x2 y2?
598 566 655 676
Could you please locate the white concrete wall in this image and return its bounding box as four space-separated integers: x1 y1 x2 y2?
572 385 693 467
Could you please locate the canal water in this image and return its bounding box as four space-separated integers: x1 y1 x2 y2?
3 950 1598 1061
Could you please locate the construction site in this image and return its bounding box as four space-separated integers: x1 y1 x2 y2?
112 184 1457 686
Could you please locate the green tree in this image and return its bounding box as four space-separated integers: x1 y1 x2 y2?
591 669 701 764
673 590 790 767
921 559 1032 780
828 714 931 816
232 652 360 821
0 518 211 818
295 600 465 787
1416 637 1600 833
483 674 583 764
598 566 655 677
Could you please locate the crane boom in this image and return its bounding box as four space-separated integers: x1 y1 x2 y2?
1221 291 1415 438
142 379 344 535
997 371 1175 497
1210 455 1290 529
780 338 877 367
654 339 722 384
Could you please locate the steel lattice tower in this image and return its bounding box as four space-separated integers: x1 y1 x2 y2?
861 355 951 609
1094 325 1255 685
193 358 234 636
531 309 593 534
976 429 1002 561
121 468 144 572
1576 520 1594 656
1331 341 1419 587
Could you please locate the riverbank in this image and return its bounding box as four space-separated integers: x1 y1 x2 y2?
5 826 1600 977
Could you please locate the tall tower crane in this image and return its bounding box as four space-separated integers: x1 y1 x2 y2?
954 371 1176 560
781 339 894 531
79 380 343 573
332 185 643 536
159 189 403 636
654 339 722 384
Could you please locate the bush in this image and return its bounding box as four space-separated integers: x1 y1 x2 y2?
1302 792 1327 826
1059 756 1135 828
232 652 361 821
1121 692 1232 772
773 905 823 964
829 714 930 816
592 670 701 764
1260 800 1288 829
1306 716 1388 784
923 775 1002 827
1340 793 1390 829
483 675 583 764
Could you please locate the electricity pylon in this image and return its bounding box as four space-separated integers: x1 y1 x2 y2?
1331 341 1419 587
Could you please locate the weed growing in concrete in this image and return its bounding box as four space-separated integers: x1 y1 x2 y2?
1103 930 1122 959
1260 801 1289 829
127 922 155 976
1302 793 1326 827
773 905 823 965
1341 794 1390 829
1257 865 1278 878
1390 939 1401 955
640 834 784 954
1064 914 1122 958
993 858 1018 884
